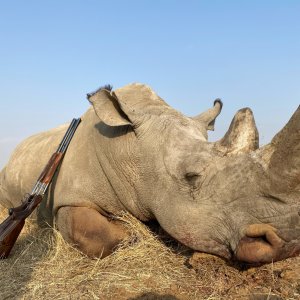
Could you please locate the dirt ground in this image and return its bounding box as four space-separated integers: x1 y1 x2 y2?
0 206 299 300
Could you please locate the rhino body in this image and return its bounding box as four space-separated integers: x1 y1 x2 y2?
0 83 299 263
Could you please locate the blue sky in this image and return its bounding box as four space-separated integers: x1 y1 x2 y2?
0 1 299 168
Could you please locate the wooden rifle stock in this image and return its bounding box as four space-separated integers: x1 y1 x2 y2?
0 195 42 258
0 118 80 259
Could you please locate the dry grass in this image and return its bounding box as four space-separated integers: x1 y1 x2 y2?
0 206 299 300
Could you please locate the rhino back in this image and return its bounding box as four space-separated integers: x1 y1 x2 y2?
0 106 139 223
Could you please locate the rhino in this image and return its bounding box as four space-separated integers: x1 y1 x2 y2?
0 83 299 263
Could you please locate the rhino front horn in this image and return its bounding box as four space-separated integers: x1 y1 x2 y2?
264 106 300 190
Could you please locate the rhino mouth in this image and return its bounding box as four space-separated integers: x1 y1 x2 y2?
235 223 300 263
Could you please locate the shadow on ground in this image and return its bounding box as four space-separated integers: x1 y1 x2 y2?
128 292 179 300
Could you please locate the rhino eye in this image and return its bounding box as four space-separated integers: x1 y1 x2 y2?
185 172 199 184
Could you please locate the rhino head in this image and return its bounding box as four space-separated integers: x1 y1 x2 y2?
89 83 300 263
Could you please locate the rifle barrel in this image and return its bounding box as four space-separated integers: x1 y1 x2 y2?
60 118 81 153
57 118 77 153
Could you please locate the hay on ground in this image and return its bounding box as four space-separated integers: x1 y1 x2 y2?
0 206 299 299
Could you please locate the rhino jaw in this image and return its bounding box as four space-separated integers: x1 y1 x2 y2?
235 224 300 263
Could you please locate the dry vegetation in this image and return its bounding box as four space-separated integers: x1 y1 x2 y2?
0 206 299 300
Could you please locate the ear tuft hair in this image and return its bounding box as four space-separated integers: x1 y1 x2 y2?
86 84 113 99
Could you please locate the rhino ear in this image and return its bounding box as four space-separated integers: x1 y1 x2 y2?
89 83 171 127
193 99 223 131
88 88 132 127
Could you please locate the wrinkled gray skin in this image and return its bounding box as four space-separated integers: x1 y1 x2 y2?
0 83 299 263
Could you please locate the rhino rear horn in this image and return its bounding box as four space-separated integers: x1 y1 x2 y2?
193 99 223 131
215 108 259 155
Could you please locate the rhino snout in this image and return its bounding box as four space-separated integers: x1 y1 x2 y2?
235 224 300 263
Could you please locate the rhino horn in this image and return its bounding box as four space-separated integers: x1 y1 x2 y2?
260 105 300 191
215 108 259 155
193 99 223 132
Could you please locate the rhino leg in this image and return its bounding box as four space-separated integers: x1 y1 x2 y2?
56 206 128 258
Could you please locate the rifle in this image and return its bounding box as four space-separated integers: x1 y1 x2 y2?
0 118 81 259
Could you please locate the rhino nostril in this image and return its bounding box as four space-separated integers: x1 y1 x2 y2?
185 172 199 178
185 172 200 184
